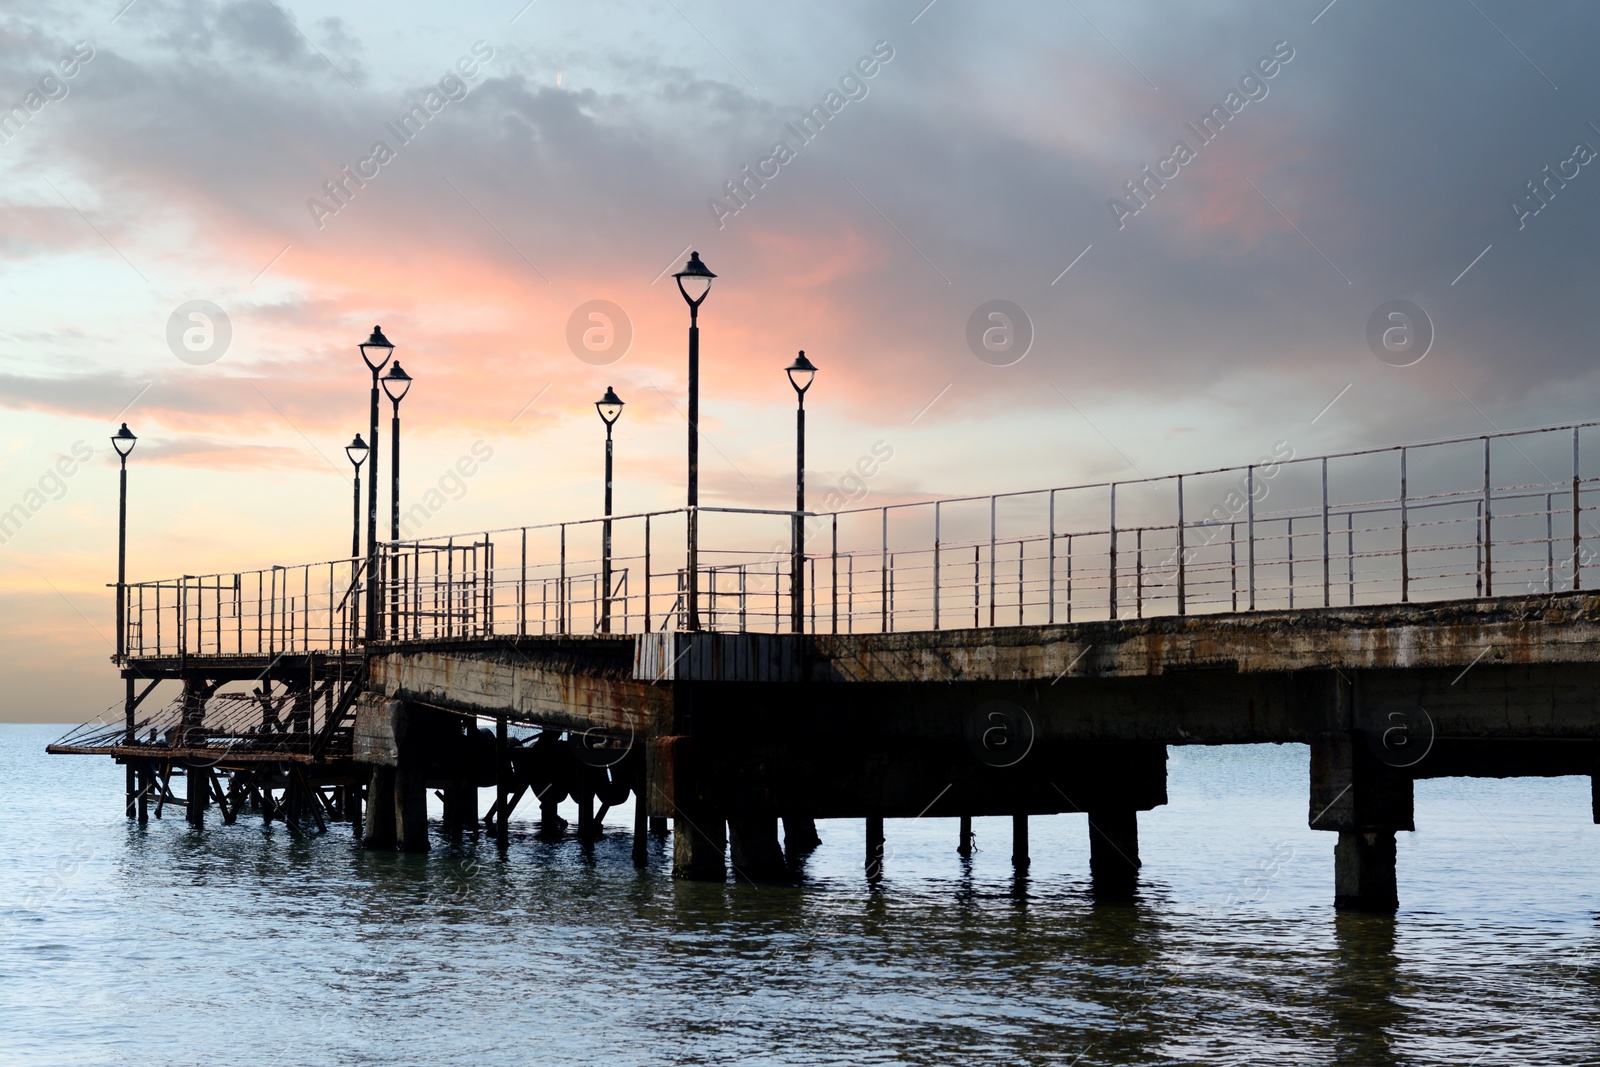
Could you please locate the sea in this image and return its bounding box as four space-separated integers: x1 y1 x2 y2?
3 723 1598 1066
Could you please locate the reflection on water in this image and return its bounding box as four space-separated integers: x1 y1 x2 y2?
4 726 1600 1066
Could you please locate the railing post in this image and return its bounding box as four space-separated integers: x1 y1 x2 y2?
1134 528 1143 619
1017 539 1025 625
1108 484 1118 620
1176 476 1186 616
1546 492 1555 592
519 527 527 636
1287 517 1295 610
1483 437 1493 597
933 501 942 630
1065 533 1073 623
1229 522 1237 611
1246 467 1256 611
1573 427 1583 591
1047 489 1057 624
830 514 839 635
1475 500 1483 597
1347 511 1355 604
988 496 997 627
880 508 889 633
644 515 653 633
1399 447 1409 603
1321 457 1330 609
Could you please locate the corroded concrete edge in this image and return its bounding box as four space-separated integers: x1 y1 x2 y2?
369 637 666 734
808 593 1600 683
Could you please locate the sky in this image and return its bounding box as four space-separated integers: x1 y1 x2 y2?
3 0 1599 720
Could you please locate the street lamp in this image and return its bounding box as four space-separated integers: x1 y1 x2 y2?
595 387 624 633
345 434 369 560
112 423 137 664
112 422 137 817
358 326 393 642
673 251 715 630
382 361 412 638
786 352 817 634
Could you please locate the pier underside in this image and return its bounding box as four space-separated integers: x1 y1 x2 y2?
49 593 1600 907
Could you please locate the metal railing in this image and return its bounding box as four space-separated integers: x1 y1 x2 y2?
119 421 1600 657
120 558 366 660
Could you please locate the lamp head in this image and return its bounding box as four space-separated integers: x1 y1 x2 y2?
786 350 817 396
673 251 716 307
112 423 137 458
359 325 394 372
595 386 625 427
381 361 412 405
345 433 369 469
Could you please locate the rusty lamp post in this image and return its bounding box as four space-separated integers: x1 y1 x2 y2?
596 387 624 633
673 251 715 630
785 352 816 634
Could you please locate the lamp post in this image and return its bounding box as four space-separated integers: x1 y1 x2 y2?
344 433 369 647
345 434 369 559
785 352 816 634
595 387 625 633
673 251 715 630
112 423 137 817
112 423 137 664
358 327 393 642
382 362 412 638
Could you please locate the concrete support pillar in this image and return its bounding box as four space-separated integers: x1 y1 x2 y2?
1310 730 1413 913
538 793 566 842
1012 814 1030 869
348 782 363 841
186 765 207 828
136 762 150 825
649 816 669 838
865 815 885 878
632 792 648 868
495 715 510 849
782 816 821 855
958 814 973 856
395 766 429 853
672 811 727 881
1334 830 1398 911
576 789 597 844
729 816 788 881
442 784 474 842
362 766 395 849
1088 809 1140 900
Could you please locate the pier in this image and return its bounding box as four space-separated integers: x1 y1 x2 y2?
50 417 1600 911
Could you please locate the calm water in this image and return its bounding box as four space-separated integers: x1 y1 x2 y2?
3 723 1599 1066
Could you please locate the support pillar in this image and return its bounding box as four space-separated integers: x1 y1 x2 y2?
632 790 649 868
185 765 207 828
1012 813 1029 869
958 814 973 856
136 761 150 825
1334 830 1398 911
538 791 566 842
362 765 396 849
729 816 788 881
782 815 821 855
348 783 363 840
395 766 429 853
442 784 474 843
649 816 669 839
671 810 727 881
576 789 597 844
1310 728 1413 913
1088 809 1140 900
495 715 510 848
865 815 885 878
